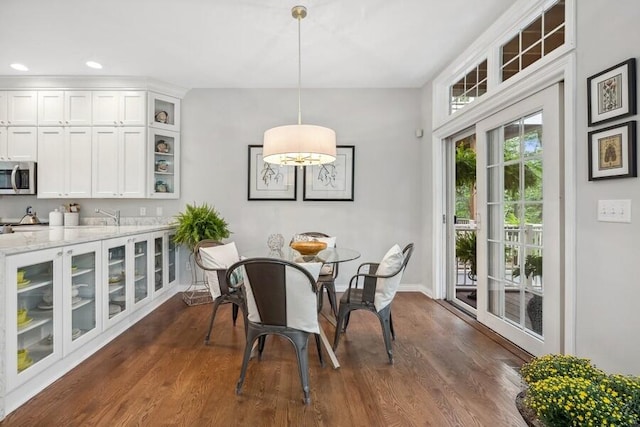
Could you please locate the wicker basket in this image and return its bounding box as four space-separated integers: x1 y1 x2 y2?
182 290 213 306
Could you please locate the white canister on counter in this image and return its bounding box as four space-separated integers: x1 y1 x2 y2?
49 209 63 226
64 212 79 227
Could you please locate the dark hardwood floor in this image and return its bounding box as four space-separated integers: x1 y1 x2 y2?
1 293 530 426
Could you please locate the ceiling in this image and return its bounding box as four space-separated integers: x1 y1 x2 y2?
0 0 514 90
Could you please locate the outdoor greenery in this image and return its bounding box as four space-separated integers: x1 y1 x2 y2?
513 253 543 280
455 231 477 280
520 354 640 426
173 202 230 251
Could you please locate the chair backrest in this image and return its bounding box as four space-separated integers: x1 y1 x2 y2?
227 258 322 334
298 231 338 278
363 243 414 311
195 240 239 297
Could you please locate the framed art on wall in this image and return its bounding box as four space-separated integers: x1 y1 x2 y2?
247 145 297 200
587 58 636 126
588 121 637 181
303 145 355 201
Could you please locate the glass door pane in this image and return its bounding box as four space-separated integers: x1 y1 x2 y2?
17 260 55 373
134 240 148 303
154 237 163 291
108 245 126 318
168 234 176 284
71 251 97 340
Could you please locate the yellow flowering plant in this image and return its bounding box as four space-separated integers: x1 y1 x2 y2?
520 354 640 426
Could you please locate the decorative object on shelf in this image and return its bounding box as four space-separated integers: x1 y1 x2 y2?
17 269 26 283
17 349 33 372
155 140 170 153
17 308 29 325
155 159 169 172
587 58 636 126
588 121 637 180
155 180 168 193
155 110 169 124
248 145 297 200
303 145 355 201
517 354 640 426
262 5 336 167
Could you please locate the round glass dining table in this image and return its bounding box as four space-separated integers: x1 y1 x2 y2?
242 246 361 264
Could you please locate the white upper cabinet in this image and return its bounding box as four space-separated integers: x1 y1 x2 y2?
38 127 92 198
148 92 180 132
6 127 37 161
92 126 146 198
1 91 37 126
92 91 146 126
38 91 92 126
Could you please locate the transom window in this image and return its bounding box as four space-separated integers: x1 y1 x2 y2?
450 59 487 114
501 1 565 82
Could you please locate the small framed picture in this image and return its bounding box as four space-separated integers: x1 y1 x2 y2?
587 58 636 126
588 121 637 181
247 145 297 200
303 145 355 201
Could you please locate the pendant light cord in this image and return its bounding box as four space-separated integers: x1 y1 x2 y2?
297 14 302 125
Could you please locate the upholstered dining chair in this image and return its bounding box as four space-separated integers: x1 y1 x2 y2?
297 232 339 318
227 258 323 404
332 243 414 364
193 240 246 344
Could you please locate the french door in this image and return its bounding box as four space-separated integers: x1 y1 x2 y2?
475 84 563 356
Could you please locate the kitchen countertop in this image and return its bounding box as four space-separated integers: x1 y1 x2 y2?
0 225 176 255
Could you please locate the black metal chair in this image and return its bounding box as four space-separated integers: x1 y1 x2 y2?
332 243 414 364
297 232 339 318
227 258 323 404
194 240 246 344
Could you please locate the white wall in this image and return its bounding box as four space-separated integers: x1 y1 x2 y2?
180 88 423 287
575 1 640 374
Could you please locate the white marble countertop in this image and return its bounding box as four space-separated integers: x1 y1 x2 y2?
0 224 176 255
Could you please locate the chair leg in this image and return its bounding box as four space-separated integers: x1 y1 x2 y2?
317 284 325 313
258 335 267 359
343 312 351 332
232 303 239 326
314 333 324 367
290 332 311 404
326 283 338 318
236 325 259 395
333 304 349 351
389 311 395 340
204 298 223 345
377 306 394 364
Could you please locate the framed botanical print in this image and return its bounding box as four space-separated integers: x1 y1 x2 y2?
588 121 637 181
587 58 636 126
247 145 297 200
303 145 355 201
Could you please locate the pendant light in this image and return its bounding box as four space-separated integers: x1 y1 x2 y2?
262 5 336 166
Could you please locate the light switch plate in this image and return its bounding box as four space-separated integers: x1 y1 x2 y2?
597 199 631 223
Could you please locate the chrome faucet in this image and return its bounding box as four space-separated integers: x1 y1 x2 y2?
95 208 121 226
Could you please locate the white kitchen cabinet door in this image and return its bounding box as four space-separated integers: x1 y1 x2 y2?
92 91 145 126
92 127 146 198
7 127 37 161
120 127 146 197
0 91 7 124
65 91 92 126
7 91 37 126
5 247 64 391
37 128 66 198
38 91 64 126
0 127 7 160
148 92 180 132
38 127 92 198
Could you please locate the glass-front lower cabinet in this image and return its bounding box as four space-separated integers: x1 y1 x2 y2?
167 231 177 287
62 241 102 354
152 231 178 299
5 247 63 390
153 233 164 294
103 235 151 329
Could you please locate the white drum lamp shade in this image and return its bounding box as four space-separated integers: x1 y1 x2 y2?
263 124 336 166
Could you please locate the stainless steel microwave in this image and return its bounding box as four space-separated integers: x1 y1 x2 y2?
0 161 37 195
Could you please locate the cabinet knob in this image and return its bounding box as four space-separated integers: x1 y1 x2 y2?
65 121 69 124
57 251 63 256
113 121 118 125
119 121 124 125
67 250 73 255
7 121 11 124
59 121 63 124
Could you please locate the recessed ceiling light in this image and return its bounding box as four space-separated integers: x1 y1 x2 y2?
10 63 28 71
86 61 103 69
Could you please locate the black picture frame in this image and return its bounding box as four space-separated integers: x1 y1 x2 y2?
247 145 297 200
303 145 355 201
587 58 636 126
588 121 637 181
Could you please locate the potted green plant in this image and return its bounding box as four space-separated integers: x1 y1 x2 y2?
456 231 477 281
173 202 230 251
517 354 640 426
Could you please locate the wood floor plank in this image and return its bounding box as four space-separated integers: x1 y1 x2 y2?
1 293 529 427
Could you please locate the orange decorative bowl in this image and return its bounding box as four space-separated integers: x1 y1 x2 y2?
290 241 327 255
